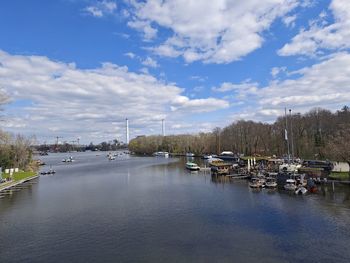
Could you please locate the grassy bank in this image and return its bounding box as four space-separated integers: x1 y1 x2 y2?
3 171 37 182
329 172 350 180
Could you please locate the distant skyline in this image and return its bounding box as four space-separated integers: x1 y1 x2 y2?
0 0 349 144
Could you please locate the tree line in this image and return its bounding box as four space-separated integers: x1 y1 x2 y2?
129 106 350 164
35 139 127 153
0 130 33 170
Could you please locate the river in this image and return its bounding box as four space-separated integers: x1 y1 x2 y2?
1 152 350 262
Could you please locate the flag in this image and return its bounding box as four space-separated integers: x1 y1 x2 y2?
284 129 288 141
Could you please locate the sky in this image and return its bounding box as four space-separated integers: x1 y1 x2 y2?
0 0 349 144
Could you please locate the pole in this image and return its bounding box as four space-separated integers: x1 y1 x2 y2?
126 118 129 144
289 109 295 163
162 119 165 136
285 108 290 164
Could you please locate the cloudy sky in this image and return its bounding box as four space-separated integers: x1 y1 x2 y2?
0 0 349 144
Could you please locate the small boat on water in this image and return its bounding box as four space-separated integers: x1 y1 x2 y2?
295 185 308 195
153 151 169 158
40 169 56 175
186 152 195 157
62 156 74 163
249 178 264 188
186 162 200 171
202 154 212 159
265 177 277 188
284 179 297 191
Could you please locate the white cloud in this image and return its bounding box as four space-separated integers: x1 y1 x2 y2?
224 52 350 122
212 81 259 96
0 50 228 142
282 14 297 28
127 20 157 41
124 52 136 59
270 66 287 78
127 0 301 64
141 56 159 68
279 0 350 56
170 96 229 113
84 1 117 18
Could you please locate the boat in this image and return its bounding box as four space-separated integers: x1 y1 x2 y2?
153 151 169 158
217 151 239 162
295 185 308 195
210 162 232 175
249 178 264 188
208 158 224 166
284 178 297 191
62 156 74 163
107 152 116 160
265 177 277 188
202 154 212 159
186 162 200 171
279 163 301 173
186 152 195 157
40 169 56 175
306 178 318 193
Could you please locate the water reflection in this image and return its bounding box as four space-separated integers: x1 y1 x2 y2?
1 153 350 262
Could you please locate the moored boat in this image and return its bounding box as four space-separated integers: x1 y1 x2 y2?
208 158 224 166
153 151 169 158
186 162 200 171
265 177 277 188
295 185 308 195
41 169 56 175
249 178 264 188
186 152 195 157
62 156 74 163
284 178 297 191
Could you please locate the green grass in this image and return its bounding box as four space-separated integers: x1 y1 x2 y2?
3 171 36 182
329 172 350 180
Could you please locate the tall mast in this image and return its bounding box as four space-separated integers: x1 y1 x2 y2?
285 108 290 164
162 119 165 136
289 109 295 163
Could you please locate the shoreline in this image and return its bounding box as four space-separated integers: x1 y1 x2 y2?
0 174 39 193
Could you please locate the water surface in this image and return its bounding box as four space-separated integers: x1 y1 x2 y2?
1 152 350 262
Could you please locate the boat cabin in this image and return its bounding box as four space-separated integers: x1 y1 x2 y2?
211 163 232 175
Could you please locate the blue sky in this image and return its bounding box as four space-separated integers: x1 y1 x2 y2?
0 0 349 144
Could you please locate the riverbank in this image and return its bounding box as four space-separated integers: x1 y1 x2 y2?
0 171 38 193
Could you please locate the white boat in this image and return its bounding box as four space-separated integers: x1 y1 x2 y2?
186 162 200 171
265 177 277 188
202 154 212 159
295 186 308 195
62 156 74 163
249 178 264 188
153 151 169 158
279 163 301 173
186 152 195 157
284 179 297 191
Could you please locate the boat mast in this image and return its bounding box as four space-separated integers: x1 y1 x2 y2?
284 108 290 164
289 109 295 163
